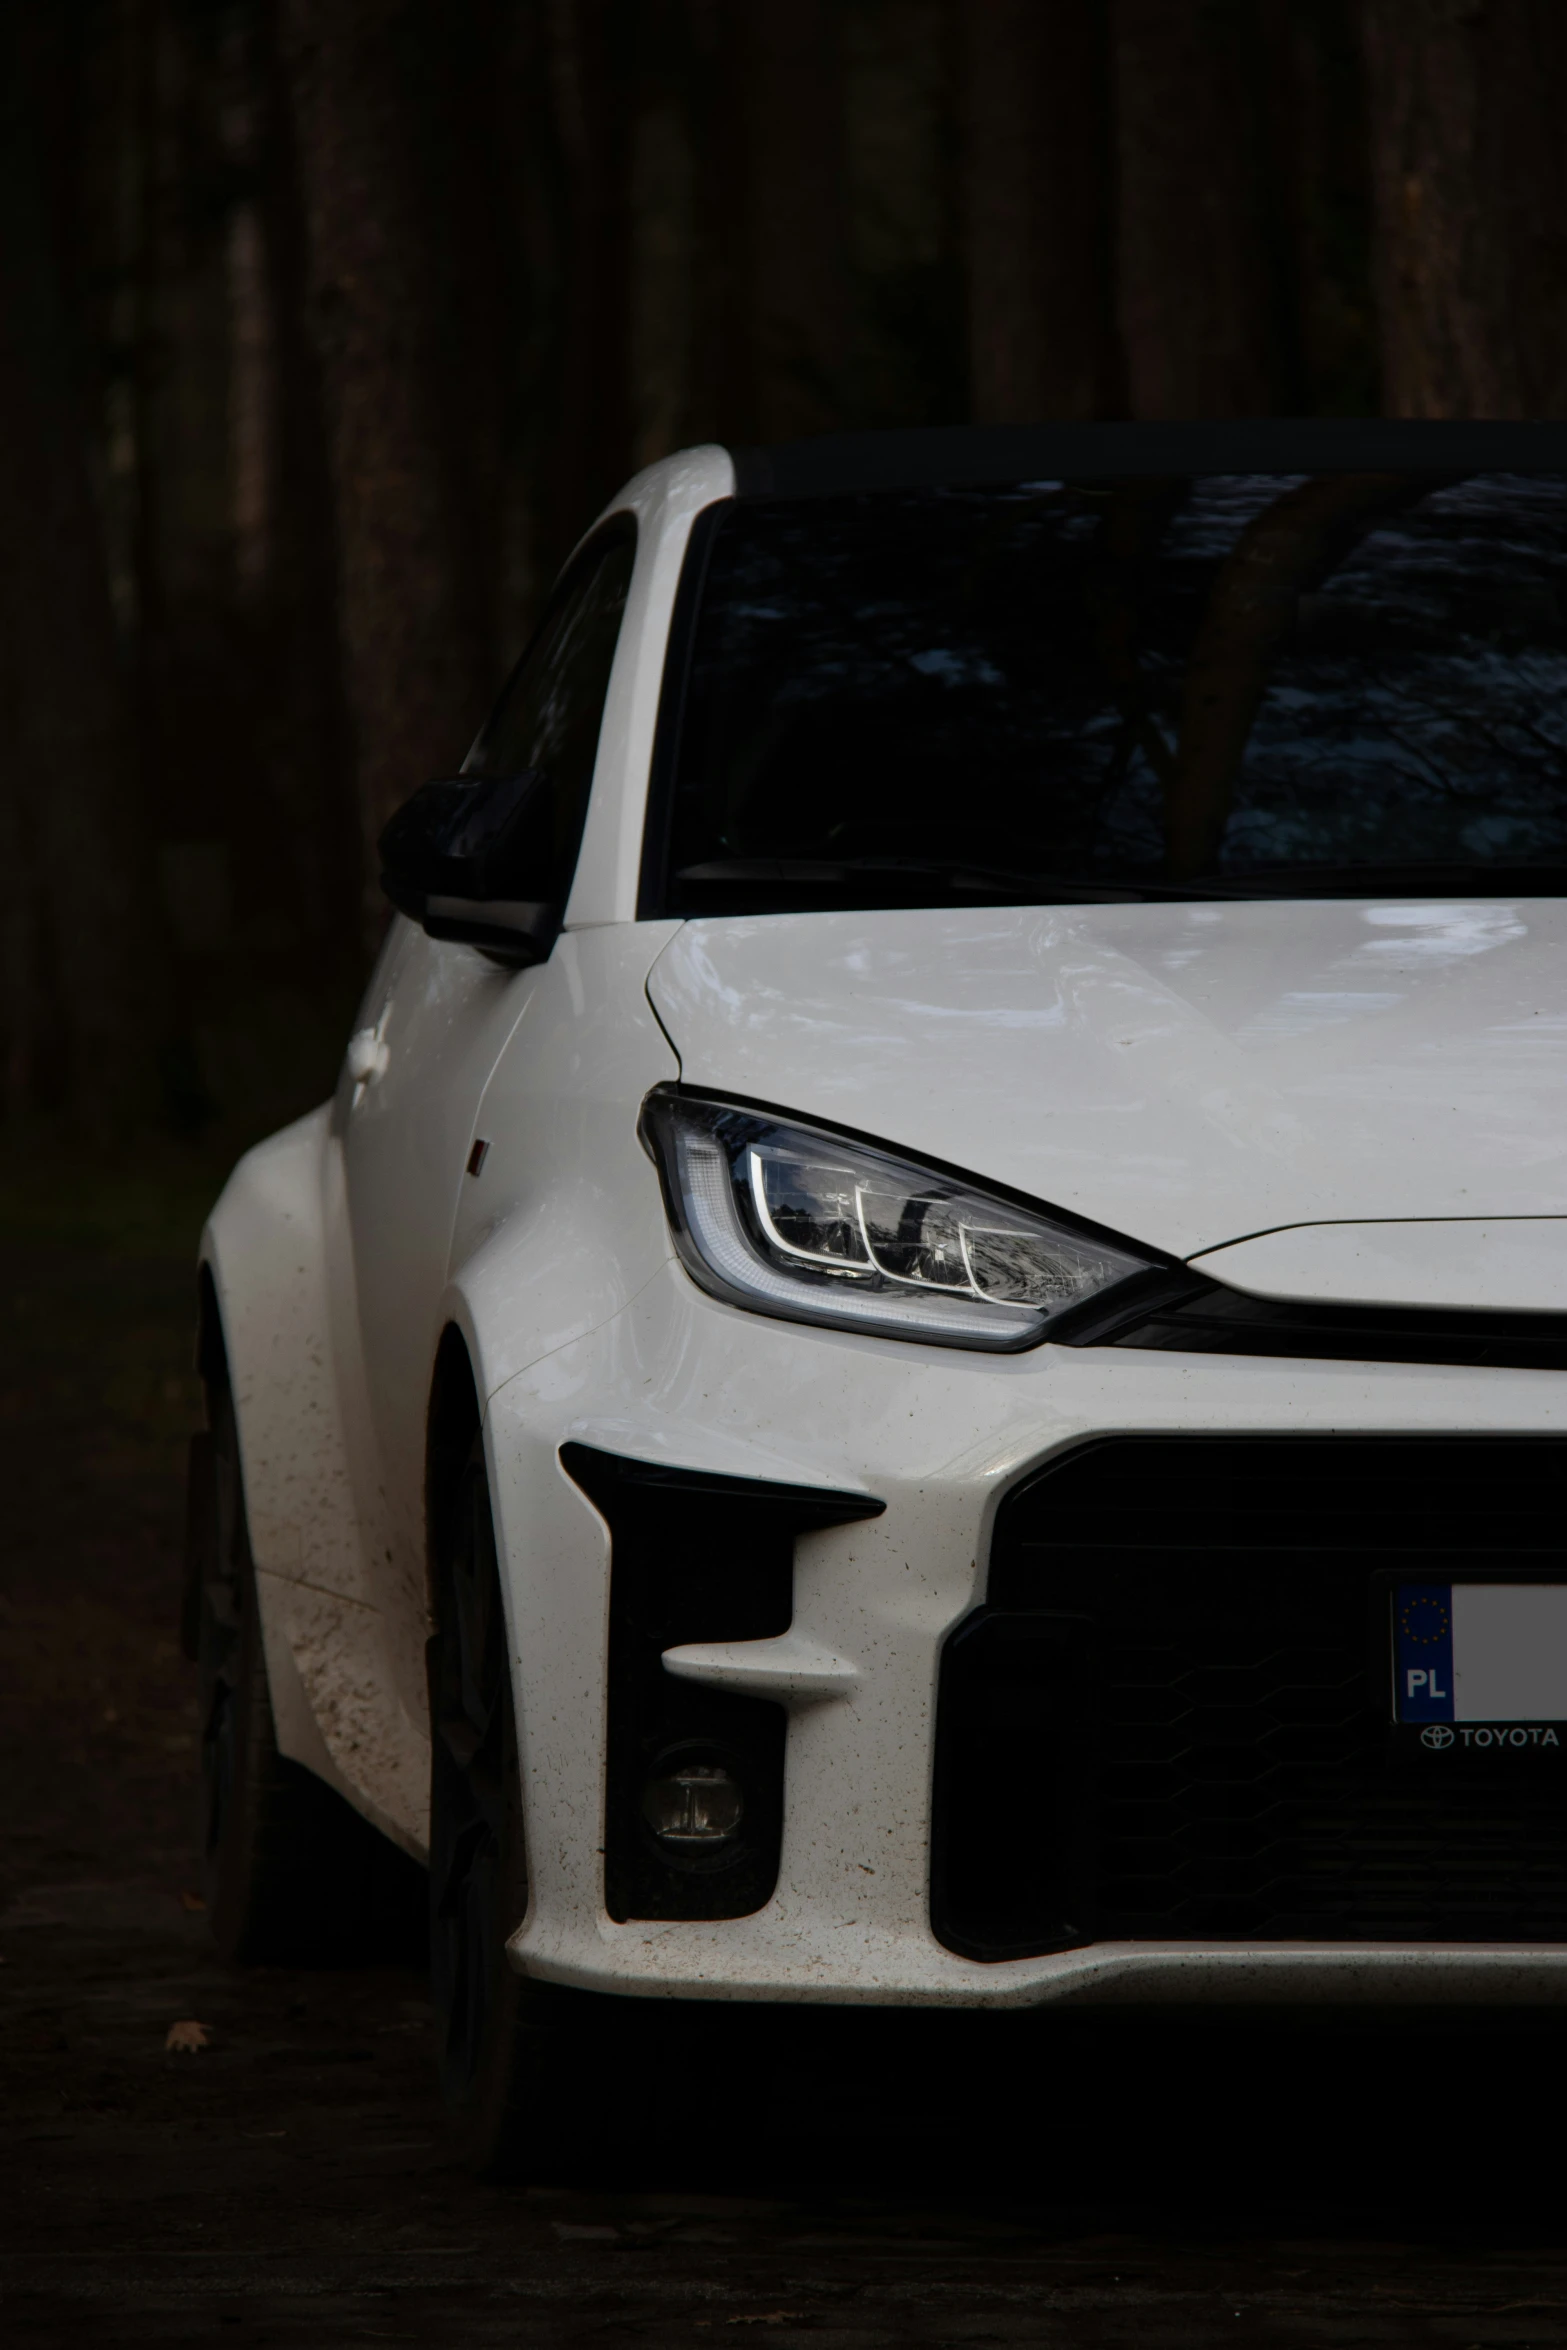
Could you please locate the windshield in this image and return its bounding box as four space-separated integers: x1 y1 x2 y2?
651 472 1567 912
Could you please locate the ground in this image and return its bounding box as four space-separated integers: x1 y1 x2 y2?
5 1137 1567 2346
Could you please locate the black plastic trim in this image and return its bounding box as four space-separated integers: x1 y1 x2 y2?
1044 1268 1213 1347
559 1443 882 1924
930 1606 1098 1962
636 498 728 922
1099 1278 1567 1372
562 1441 884 1526
933 1433 1567 1959
728 419 1567 501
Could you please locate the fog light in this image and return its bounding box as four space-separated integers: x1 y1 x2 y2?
641 1762 744 1849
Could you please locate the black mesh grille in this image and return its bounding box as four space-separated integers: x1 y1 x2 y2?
931 1437 1567 1960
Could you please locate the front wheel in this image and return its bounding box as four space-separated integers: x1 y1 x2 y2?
427 1438 614 2177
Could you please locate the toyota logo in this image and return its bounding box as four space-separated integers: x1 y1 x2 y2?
1421 1724 1455 1750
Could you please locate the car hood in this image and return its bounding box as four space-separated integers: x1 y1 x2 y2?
645 899 1567 1261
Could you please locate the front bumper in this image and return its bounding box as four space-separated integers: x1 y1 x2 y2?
483 1260 1567 2007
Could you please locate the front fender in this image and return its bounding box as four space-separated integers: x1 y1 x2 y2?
200 1103 428 1855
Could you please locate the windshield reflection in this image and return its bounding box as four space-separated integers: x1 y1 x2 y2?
663 471 1567 913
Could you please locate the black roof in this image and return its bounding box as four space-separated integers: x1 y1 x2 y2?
729 419 1567 500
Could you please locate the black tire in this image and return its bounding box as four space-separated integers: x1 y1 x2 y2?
195 1381 422 1964
428 1437 614 2178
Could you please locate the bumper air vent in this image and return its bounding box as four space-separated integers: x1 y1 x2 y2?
560 1444 881 1924
932 1436 1567 1961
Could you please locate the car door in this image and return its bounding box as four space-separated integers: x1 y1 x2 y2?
334 520 640 1616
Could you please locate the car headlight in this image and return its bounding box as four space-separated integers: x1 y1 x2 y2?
640 1089 1158 1351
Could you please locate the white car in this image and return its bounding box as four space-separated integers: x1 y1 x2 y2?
192 421 1567 2168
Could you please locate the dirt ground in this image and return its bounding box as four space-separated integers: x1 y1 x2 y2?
7 1144 1567 2346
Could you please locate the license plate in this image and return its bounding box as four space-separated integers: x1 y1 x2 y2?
1393 1581 1567 1743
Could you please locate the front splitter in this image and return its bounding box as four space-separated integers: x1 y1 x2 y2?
510 1916 1567 2009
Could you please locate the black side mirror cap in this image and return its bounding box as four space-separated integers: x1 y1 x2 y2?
378 770 562 965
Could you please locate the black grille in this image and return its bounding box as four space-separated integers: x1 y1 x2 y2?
932 1437 1567 1960
1080 1277 1567 1373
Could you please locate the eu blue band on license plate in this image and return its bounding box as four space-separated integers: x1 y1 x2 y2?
1393 1582 1567 1723
1393 1584 1456 1720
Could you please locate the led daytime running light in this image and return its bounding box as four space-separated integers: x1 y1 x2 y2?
645 1092 1154 1353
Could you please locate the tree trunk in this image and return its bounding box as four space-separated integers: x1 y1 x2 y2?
686 0 851 446
683 0 748 442
1112 0 1281 418
628 0 697 472
461 0 558 645
961 0 1116 423
1164 472 1427 875
1258 0 1378 417
742 0 851 442
278 0 493 922
252 0 358 971
548 0 635 557
0 0 165 1127
1362 0 1567 418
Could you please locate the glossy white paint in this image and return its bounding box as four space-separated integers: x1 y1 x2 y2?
1192 1218 1567 1311
205 453 730 1828
483 1258 1567 2006
443 920 683 1396
648 899 1567 1260
662 1630 861 1703
335 918 533 1656
203 916 682 1852
201 443 1567 2010
200 1108 428 1853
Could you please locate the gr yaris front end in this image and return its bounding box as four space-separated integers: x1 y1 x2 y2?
492 889 1567 2010
197 424 1567 2173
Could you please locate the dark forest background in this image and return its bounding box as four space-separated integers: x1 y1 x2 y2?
2 0 1565 1143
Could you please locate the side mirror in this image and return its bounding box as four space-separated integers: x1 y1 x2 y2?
378 770 561 965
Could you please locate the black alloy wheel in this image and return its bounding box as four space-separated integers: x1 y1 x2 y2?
193 1376 419 1963
428 1437 608 2177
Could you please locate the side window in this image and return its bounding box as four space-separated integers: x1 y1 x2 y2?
468 523 637 903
